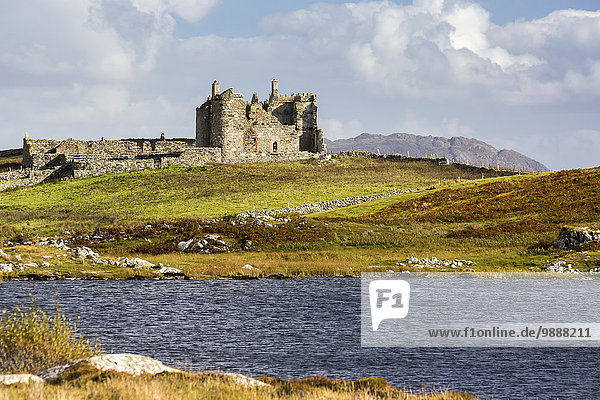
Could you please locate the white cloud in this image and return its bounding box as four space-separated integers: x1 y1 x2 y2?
130 0 221 22
320 119 364 140
0 0 598 170
262 1 600 104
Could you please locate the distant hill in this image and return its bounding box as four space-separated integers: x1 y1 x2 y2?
325 133 549 172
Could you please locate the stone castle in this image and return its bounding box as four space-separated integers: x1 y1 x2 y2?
197 79 325 162
12 79 326 186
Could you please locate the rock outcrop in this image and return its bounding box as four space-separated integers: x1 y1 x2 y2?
1 353 269 388
0 374 44 385
39 354 180 383
554 227 600 250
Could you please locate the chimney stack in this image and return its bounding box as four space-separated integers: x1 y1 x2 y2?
212 80 220 97
271 78 278 98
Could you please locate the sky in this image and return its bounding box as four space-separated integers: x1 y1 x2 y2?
1 1 599 170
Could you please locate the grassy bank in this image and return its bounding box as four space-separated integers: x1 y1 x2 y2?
1 371 478 400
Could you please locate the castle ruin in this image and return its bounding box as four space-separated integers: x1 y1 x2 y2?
196 79 325 162
5 80 326 189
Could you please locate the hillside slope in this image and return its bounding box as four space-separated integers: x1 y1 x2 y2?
0 157 503 236
325 132 549 172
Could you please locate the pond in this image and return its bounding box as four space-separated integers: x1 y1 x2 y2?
1 279 598 399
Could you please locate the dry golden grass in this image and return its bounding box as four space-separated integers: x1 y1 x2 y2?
0 371 478 400
0 300 102 374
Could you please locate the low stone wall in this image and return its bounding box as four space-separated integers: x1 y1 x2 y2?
160 147 222 167
237 188 419 218
222 150 318 164
0 169 30 182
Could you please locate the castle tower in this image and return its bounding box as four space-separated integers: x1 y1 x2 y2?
212 80 220 97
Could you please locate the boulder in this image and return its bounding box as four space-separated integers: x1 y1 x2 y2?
0 249 9 261
119 257 155 268
554 227 600 250
39 354 180 383
22 262 38 268
152 266 183 275
221 372 269 387
177 239 194 252
0 374 44 385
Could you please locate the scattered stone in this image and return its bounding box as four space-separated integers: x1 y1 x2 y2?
398 256 476 269
242 264 258 271
0 374 44 385
589 267 600 275
0 249 9 261
40 261 51 268
177 234 232 254
542 260 582 274
0 264 14 273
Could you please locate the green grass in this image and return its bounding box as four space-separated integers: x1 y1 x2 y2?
0 158 500 237
0 155 21 173
313 167 600 272
1 159 599 277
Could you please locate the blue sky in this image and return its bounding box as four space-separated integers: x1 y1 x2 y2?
1 0 599 170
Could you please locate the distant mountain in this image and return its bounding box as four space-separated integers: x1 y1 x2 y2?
325 132 549 172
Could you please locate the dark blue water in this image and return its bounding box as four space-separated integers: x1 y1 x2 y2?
0 279 598 399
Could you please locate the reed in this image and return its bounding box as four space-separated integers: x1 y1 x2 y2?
0 297 102 374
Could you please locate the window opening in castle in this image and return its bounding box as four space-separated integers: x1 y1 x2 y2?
273 142 278 153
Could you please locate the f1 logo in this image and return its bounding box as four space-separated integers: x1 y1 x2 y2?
369 280 411 331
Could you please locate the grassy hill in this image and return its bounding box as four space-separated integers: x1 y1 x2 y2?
0 157 503 236
0 156 598 279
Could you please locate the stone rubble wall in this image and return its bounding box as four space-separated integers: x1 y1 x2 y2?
237 188 419 218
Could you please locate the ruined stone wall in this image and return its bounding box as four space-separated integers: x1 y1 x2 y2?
195 105 211 147
228 150 318 164
22 137 221 181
